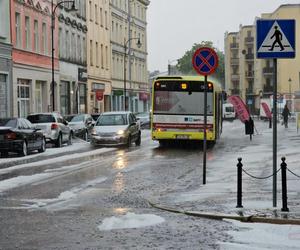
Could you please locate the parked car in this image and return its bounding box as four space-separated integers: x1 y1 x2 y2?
91 113 101 122
135 112 150 129
64 114 76 122
90 111 141 147
0 118 46 157
67 114 94 141
27 113 73 147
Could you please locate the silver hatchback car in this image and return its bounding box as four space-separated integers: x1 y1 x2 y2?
90 111 141 147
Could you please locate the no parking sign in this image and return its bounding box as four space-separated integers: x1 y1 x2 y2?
192 47 218 76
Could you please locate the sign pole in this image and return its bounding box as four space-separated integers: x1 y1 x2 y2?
203 75 207 185
273 58 277 207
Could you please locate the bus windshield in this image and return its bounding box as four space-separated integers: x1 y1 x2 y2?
154 91 213 115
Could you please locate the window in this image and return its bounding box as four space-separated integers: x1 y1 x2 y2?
25 16 30 50
66 30 69 59
105 46 108 69
105 11 107 29
72 33 76 60
90 40 93 66
83 37 86 63
42 23 47 54
89 1 93 21
101 44 104 68
59 28 63 58
95 4 98 23
35 81 43 113
100 8 103 26
15 12 21 48
96 42 99 67
34 20 39 52
78 35 81 62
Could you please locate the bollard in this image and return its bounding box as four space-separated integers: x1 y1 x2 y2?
236 157 243 208
269 118 272 128
280 157 289 212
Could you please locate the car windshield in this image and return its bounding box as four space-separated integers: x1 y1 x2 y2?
96 114 127 126
70 114 85 122
64 115 75 122
27 114 55 123
0 118 17 128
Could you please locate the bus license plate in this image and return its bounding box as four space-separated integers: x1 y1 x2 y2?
176 135 189 139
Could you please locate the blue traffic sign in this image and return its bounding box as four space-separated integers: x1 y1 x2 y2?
192 47 218 75
256 19 295 59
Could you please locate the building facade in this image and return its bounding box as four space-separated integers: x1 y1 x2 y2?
0 0 13 118
225 4 300 115
110 0 150 113
86 0 112 114
11 0 55 118
58 0 87 115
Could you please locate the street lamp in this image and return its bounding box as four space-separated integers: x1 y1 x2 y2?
288 77 292 109
123 37 142 111
51 0 77 112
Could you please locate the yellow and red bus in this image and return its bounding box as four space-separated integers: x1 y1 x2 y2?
151 75 223 145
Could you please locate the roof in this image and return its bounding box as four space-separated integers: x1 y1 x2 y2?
100 111 132 115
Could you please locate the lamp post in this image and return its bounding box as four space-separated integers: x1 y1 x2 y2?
51 0 76 112
288 77 292 109
123 37 142 111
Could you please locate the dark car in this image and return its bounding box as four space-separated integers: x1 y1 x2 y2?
67 114 94 141
0 118 46 157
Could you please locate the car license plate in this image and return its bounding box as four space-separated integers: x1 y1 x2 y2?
176 135 189 139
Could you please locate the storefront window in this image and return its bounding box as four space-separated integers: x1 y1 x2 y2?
60 81 70 115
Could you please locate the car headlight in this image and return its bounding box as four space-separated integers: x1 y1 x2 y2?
117 130 125 135
91 128 97 135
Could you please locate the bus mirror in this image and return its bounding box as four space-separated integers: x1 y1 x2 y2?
222 91 227 101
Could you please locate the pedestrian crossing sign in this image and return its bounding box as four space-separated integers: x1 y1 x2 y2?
256 19 295 59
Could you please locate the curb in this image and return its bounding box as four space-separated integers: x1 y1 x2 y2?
147 200 300 225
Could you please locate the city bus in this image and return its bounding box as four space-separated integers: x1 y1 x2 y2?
151 76 223 145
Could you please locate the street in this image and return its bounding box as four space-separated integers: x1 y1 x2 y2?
1 119 300 249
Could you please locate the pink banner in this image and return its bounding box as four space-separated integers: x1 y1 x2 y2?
261 102 272 119
227 96 250 123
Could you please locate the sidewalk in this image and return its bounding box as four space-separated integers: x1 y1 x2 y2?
149 119 300 224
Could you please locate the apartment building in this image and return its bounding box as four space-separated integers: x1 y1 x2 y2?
87 0 111 114
110 0 150 113
58 0 87 115
0 0 12 118
225 4 300 115
11 0 54 117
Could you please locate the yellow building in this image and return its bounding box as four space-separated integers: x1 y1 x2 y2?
87 0 112 113
225 4 300 114
110 0 150 112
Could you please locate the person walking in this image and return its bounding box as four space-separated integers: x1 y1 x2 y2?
269 26 284 51
282 104 291 128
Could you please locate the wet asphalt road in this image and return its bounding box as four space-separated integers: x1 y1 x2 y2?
0 130 232 250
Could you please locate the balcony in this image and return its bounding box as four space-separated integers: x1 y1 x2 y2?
230 58 239 65
231 74 239 81
245 53 254 60
244 37 254 44
245 71 254 78
230 43 239 49
231 88 240 95
263 85 273 93
263 67 273 75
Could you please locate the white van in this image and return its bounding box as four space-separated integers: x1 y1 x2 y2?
223 103 236 120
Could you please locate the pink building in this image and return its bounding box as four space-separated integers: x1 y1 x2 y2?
10 0 59 117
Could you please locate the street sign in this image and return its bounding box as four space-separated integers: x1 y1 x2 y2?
192 47 218 75
256 19 295 59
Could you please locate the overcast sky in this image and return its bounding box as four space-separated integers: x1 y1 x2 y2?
147 0 300 73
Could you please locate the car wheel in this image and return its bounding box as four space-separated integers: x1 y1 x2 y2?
127 135 131 147
0 151 8 158
20 141 28 156
84 130 88 141
67 132 73 145
55 134 62 148
38 138 46 153
135 132 141 146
